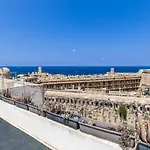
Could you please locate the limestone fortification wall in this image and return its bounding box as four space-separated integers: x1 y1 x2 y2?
44 95 150 128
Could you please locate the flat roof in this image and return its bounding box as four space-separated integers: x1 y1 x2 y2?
0 78 42 88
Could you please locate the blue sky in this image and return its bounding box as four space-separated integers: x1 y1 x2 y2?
0 0 150 66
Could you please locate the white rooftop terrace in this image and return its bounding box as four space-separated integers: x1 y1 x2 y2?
0 100 121 150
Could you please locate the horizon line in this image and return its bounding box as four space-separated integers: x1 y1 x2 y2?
1 65 150 67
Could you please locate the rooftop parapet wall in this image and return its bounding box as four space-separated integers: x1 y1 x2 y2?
0 100 121 150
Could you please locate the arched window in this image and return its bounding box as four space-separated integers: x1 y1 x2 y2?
83 101 85 105
74 100 77 104
95 101 99 106
109 103 112 107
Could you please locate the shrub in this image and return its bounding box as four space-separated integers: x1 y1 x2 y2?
119 104 127 121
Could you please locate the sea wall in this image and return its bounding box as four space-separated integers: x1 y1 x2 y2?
0 100 121 150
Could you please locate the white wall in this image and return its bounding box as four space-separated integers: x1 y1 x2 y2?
0 79 14 90
10 85 43 106
0 101 121 150
0 78 43 106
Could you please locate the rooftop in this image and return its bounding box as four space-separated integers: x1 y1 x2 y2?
0 118 50 150
0 100 121 150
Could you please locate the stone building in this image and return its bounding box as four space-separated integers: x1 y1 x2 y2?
43 77 141 92
140 70 150 86
21 67 142 92
0 67 10 79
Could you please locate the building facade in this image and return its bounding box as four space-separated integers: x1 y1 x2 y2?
43 77 141 92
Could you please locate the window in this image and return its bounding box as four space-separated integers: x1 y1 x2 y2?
95 101 99 106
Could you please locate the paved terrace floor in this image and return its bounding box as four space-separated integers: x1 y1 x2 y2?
0 118 50 150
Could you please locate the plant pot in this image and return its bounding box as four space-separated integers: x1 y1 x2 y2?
40 110 46 117
64 118 79 130
45 111 64 124
137 141 150 150
15 101 28 110
79 122 121 144
28 105 39 115
1 96 15 105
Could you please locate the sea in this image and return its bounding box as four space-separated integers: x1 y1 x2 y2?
3 66 150 76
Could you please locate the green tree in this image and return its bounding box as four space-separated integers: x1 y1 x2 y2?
119 104 127 121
